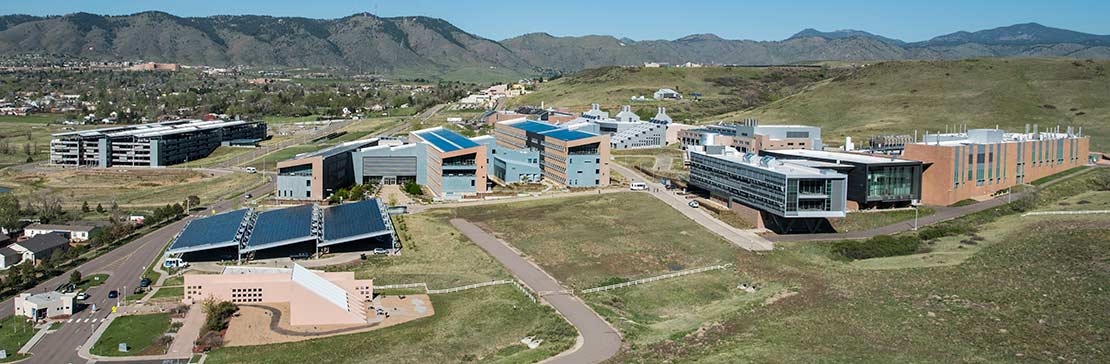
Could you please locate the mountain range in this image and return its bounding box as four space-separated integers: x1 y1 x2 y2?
1 12 1109 81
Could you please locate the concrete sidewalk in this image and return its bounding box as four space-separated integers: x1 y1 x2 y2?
17 325 50 354
450 219 621 364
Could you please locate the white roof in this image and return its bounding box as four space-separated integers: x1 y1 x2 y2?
765 149 911 164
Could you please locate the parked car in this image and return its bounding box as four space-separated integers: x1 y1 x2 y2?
372 248 389 255
107 290 119 299
140 277 152 287
688 200 700 208
629 182 647 191
244 167 258 173
244 193 253 199
289 252 311 260
76 292 89 300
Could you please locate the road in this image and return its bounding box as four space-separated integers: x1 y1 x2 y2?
9 178 275 364
611 163 774 251
449 219 621 364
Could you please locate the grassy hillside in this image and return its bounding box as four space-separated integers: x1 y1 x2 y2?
508 66 836 122
717 58 1110 150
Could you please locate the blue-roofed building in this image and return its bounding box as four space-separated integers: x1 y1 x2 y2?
404 127 488 199
495 119 611 187
164 199 395 263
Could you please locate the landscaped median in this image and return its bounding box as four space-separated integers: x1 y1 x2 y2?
90 313 173 356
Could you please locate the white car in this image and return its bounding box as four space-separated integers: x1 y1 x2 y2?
688 200 700 208
76 292 89 300
244 167 258 173
629 182 647 191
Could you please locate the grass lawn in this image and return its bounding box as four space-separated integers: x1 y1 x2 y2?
91 313 172 356
162 276 185 286
150 286 183 299
76 274 110 291
0 168 264 210
206 286 575 364
325 210 512 288
452 192 767 344
0 315 35 362
611 169 1110 362
1030 165 1093 186
829 207 937 233
613 156 654 171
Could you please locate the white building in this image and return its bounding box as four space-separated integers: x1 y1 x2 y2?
15 291 77 319
24 224 96 242
653 88 682 100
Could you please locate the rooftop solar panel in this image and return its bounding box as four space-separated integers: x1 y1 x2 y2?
430 128 479 149
321 199 391 246
540 129 596 141
242 204 316 252
511 120 559 134
167 209 249 254
415 128 480 153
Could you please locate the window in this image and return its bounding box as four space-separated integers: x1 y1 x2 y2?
305 191 311 198
305 180 311 187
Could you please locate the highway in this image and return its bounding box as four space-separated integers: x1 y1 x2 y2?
9 179 275 364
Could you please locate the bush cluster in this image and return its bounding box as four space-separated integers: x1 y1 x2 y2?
831 235 921 260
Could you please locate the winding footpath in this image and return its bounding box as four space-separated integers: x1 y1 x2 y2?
449 219 621 364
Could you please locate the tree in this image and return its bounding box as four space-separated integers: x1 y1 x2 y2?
81 201 91 213
186 195 200 210
0 194 19 231
110 201 119 212
70 270 82 286
95 203 105 213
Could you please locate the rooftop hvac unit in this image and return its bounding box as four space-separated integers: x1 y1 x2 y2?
742 152 755 163
759 156 775 167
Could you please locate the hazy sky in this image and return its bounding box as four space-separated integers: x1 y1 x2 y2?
3 0 1108 42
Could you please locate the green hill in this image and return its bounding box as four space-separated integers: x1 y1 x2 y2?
508 66 835 122
717 58 1110 150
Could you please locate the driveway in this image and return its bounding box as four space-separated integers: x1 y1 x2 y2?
450 219 621 364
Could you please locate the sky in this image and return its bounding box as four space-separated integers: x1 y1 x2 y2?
2 0 1109 42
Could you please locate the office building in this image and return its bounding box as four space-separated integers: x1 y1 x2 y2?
276 139 382 201
495 119 611 187
760 149 923 209
471 136 542 184
902 126 1090 205
50 119 266 167
184 264 373 326
680 120 823 153
688 146 847 233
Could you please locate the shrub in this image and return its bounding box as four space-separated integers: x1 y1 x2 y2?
831 235 922 260
402 182 423 195
917 222 976 241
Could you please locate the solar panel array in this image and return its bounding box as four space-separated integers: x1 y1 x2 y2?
541 129 596 141
168 209 250 253
323 199 389 243
415 128 479 153
510 120 560 134
243 204 316 251
168 199 393 257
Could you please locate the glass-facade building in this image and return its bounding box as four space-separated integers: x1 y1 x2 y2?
761 149 923 209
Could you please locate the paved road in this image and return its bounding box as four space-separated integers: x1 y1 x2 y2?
450 219 621 364
611 163 774 251
9 178 275 364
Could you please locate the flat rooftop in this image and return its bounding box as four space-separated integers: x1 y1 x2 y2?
413 127 480 153
53 119 261 139
763 149 914 165
693 149 844 178
291 138 380 160
918 129 1081 147
503 119 600 141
